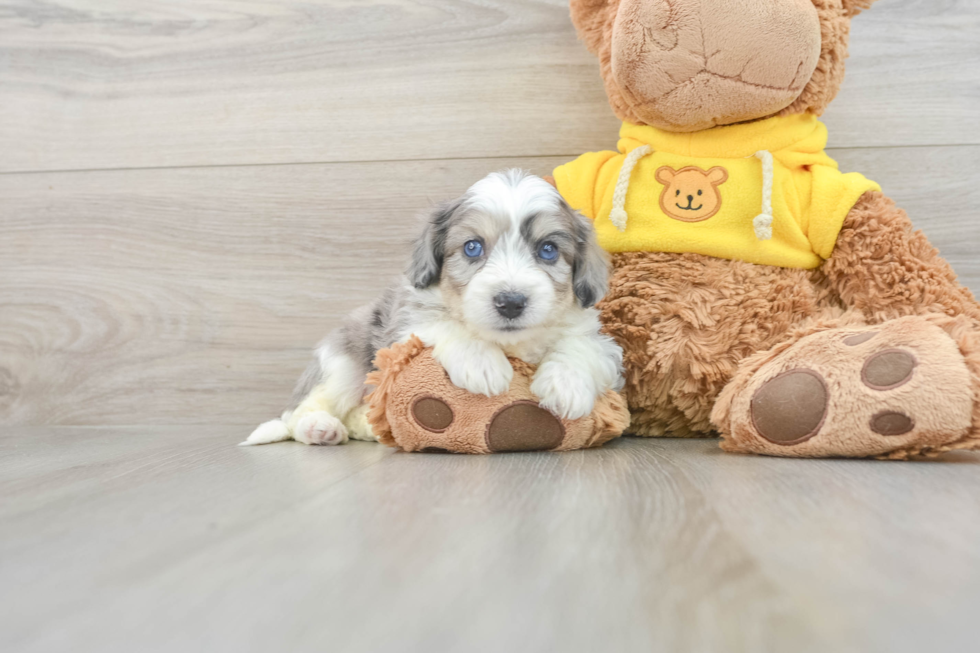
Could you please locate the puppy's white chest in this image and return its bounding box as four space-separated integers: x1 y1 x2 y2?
501 340 551 366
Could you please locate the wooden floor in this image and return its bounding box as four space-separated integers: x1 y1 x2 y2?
2 1 980 651
3 428 980 653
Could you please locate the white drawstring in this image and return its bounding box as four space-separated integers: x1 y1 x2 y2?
609 145 651 232
753 150 774 240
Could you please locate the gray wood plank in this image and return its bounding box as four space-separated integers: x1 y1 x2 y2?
673 442 980 653
1 428 978 653
2 147 978 427
1 0 977 174
823 0 980 148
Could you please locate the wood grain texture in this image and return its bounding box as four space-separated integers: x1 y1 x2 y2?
2 3 979 651
1 0 978 174
3 147 978 427
2 430 979 653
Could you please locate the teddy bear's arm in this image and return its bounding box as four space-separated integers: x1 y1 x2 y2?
822 191 980 324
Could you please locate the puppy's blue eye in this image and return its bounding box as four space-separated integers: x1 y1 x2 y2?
463 240 483 258
538 242 559 261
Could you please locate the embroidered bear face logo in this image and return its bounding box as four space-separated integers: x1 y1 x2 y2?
655 166 729 222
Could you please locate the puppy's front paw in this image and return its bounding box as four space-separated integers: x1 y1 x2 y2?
437 343 513 396
294 411 349 445
532 363 597 420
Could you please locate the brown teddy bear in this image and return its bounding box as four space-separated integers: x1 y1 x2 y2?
549 0 980 459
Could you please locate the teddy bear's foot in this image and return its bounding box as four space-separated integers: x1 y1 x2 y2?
391 390 572 454
714 315 980 459
366 338 630 453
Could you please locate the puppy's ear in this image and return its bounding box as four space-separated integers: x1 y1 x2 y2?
407 199 459 289
564 200 610 308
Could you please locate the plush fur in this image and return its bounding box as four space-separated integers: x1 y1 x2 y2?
600 251 841 437
569 0 980 458
823 192 980 324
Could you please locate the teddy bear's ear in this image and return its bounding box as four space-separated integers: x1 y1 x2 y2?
707 167 729 186
655 166 676 185
570 0 621 55
841 0 878 17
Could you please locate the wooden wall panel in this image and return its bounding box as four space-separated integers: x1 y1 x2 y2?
2 146 978 426
1 0 977 174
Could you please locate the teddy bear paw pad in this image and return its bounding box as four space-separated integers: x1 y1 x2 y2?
870 411 915 437
726 317 974 458
485 401 565 452
861 349 916 390
750 369 828 445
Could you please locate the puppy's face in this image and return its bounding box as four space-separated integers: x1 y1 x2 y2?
408 170 608 341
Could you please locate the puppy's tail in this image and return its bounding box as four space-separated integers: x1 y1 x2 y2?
239 414 292 446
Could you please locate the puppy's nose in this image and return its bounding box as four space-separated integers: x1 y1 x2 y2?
494 292 526 319
687 195 694 202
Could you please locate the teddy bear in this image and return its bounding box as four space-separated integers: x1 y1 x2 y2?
547 0 980 459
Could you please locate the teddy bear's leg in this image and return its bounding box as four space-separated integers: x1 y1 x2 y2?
712 314 980 458
599 252 832 437
712 192 980 458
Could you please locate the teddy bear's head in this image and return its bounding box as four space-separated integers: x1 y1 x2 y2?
571 0 878 132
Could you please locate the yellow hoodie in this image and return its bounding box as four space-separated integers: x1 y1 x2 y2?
553 114 880 269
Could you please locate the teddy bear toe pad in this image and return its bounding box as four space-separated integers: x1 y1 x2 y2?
412 396 454 432
725 317 973 458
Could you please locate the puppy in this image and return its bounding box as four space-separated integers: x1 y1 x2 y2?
243 170 623 446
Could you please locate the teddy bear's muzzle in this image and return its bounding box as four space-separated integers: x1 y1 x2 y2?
610 0 822 132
